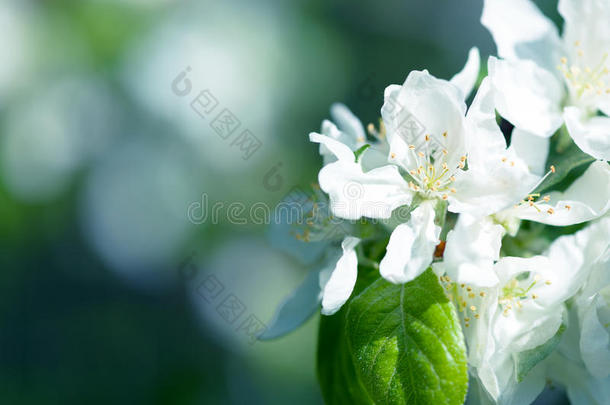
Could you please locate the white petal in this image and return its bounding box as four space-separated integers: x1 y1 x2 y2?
317 160 412 220
508 128 550 177
497 358 547 405
330 103 367 144
547 352 610 405
559 0 610 68
381 70 467 171
481 0 562 71
310 132 355 163
465 77 508 164
320 236 360 315
450 47 480 100
539 218 610 317
442 215 503 287
450 78 540 216
579 293 610 378
564 107 610 161
488 57 564 137
449 155 539 218
514 160 610 226
379 201 440 284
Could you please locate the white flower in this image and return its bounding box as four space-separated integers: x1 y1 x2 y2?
310 51 548 284
482 0 610 160
443 217 610 403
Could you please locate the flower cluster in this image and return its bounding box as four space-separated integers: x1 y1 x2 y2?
266 1 610 404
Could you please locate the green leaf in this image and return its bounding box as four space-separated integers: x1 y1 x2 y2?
535 130 595 193
317 307 374 405
345 269 468 405
514 323 566 382
354 144 371 163
317 267 379 405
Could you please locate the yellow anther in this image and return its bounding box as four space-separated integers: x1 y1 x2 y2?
391 153 396 159
474 314 480 319
479 292 486 297
547 208 555 214
545 280 552 285
442 194 448 200
450 188 457 193
561 57 568 64
565 205 571 210
550 165 556 173
470 305 477 311
409 144 416 150
418 151 425 158
542 195 550 202
532 294 538 299
425 134 430 141
442 131 447 137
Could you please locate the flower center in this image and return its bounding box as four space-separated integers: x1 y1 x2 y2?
395 131 465 200
499 273 551 316
439 276 485 328
558 41 610 102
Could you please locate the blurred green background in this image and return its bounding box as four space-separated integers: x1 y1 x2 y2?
0 0 562 404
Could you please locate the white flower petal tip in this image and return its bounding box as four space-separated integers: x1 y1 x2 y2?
379 202 440 284
450 47 480 100
329 103 367 143
320 237 360 315
309 132 355 163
